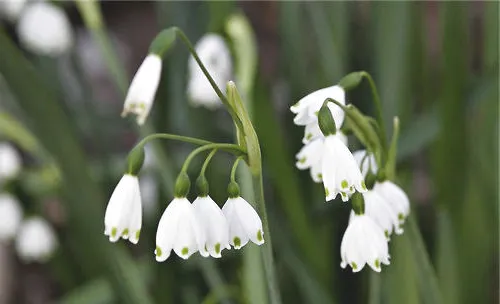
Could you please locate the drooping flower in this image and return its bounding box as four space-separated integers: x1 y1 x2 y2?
15 217 57 263
222 196 264 249
192 196 230 258
373 181 410 224
0 0 27 22
321 135 366 202
187 33 232 109
0 142 21 182
121 54 162 125
290 85 345 127
155 198 207 261
17 2 73 56
104 174 142 244
341 214 390 272
355 191 402 239
296 132 347 183
352 149 377 177
0 193 23 241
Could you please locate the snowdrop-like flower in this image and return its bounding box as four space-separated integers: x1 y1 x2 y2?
155 198 206 261
192 196 230 258
321 135 366 202
373 181 410 224
15 217 57 263
290 85 345 127
104 174 142 244
296 132 347 183
0 194 23 241
17 2 73 56
0 0 26 22
121 54 162 125
357 191 402 239
341 214 390 272
187 33 232 109
0 142 21 182
222 196 264 249
352 149 377 177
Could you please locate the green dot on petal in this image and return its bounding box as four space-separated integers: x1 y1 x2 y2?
122 228 129 237
325 188 330 197
135 230 141 240
298 157 306 164
215 243 221 254
384 230 389 239
111 227 117 237
234 237 241 247
181 247 189 256
361 181 367 190
351 262 358 270
257 230 263 242
374 259 380 268
341 180 348 189
398 213 404 220
155 246 162 257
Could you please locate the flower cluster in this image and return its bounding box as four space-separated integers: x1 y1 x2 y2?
0 142 58 263
291 76 410 273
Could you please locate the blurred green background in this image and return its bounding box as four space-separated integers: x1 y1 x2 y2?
0 1 498 303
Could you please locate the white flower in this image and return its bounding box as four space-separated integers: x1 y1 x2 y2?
192 196 230 258
341 214 390 272
222 196 264 249
290 85 345 127
296 132 347 183
357 191 402 239
155 198 206 261
17 2 73 56
187 33 232 109
373 181 410 224
15 217 57 263
0 0 27 22
0 142 21 182
321 135 366 202
104 174 142 244
352 149 377 177
0 194 23 241
121 54 162 125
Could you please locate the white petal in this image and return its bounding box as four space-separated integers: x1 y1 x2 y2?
0 194 23 241
15 217 57 263
155 198 184 261
192 196 229 258
122 54 162 125
0 142 21 181
352 150 378 177
302 123 323 144
187 34 232 108
291 85 346 126
126 185 142 244
363 191 401 239
104 175 141 243
17 2 73 56
373 181 410 223
233 197 264 246
295 139 323 170
0 0 27 22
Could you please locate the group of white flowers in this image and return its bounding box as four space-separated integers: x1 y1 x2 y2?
291 85 410 272
105 173 264 261
0 142 57 263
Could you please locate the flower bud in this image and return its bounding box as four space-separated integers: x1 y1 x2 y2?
174 172 191 198
126 146 145 176
196 175 209 197
149 28 176 57
227 181 240 198
338 71 363 91
318 101 338 136
351 192 365 215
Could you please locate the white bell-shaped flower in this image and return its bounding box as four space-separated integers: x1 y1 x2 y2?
290 85 345 127
0 193 23 241
122 54 162 125
358 191 402 239
296 133 347 183
373 181 410 224
15 217 57 263
222 196 264 249
192 196 230 258
104 174 142 244
341 214 390 272
187 33 232 109
321 135 366 202
17 2 73 56
155 198 206 261
352 149 377 177
0 142 21 182
0 0 27 22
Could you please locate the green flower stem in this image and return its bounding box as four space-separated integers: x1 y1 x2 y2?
135 133 213 148
230 156 245 182
359 71 388 153
252 171 282 304
199 149 218 177
181 143 246 173
172 28 244 133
